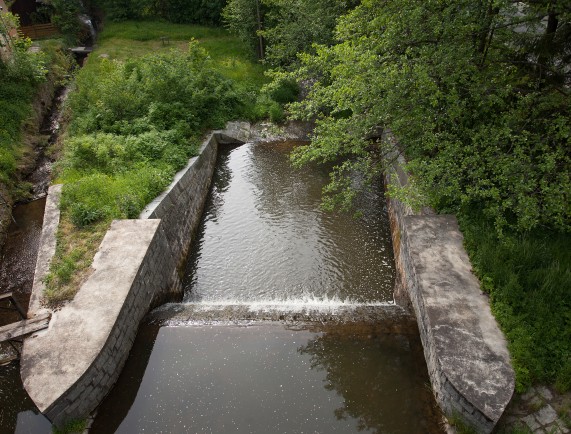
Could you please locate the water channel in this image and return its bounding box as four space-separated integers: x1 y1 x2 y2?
90 141 444 433
1 140 444 433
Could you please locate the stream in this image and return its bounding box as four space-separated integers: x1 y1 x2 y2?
88 141 444 433
1 138 444 433
0 84 70 434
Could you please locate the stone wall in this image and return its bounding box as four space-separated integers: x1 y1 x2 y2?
22 129 240 427
385 155 515 433
139 133 220 306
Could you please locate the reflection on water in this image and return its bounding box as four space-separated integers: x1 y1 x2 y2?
91 324 443 434
0 362 51 434
183 142 395 305
0 198 46 326
299 327 442 433
0 199 51 433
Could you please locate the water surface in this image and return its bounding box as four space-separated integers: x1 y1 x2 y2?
91 324 442 434
92 141 443 433
183 142 395 306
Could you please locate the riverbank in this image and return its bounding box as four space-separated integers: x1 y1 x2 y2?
42 21 288 306
0 39 73 247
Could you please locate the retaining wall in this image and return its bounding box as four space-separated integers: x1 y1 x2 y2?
385 154 515 433
22 129 243 427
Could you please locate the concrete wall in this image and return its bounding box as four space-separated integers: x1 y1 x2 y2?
385 154 515 433
22 131 234 427
139 133 219 306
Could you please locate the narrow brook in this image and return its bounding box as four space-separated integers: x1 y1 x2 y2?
0 199 52 434
90 141 445 433
0 84 72 433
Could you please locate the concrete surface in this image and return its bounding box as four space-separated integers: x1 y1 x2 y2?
21 220 160 419
28 184 61 318
404 215 515 430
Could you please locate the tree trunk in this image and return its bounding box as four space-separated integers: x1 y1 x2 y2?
255 0 264 59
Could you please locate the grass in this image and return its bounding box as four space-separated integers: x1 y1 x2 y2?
44 20 270 304
96 21 268 90
458 208 571 393
44 216 108 304
0 38 72 190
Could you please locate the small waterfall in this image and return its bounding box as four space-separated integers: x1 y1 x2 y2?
149 298 412 329
78 14 96 46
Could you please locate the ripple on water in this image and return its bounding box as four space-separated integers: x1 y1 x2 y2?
182 141 396 305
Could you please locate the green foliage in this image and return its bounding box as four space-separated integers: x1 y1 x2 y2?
155 0 226 25
0 13 48 183
102 0 226 25
69 41 241 135
101 0 146 22
260 0 357 67
284 0 570 233
222 0 263 58
459 209 571 392
265 76 299 104
222 0 356 65
58 40 245 227
60 166 172 226
52 418 88 434
49 0 84 45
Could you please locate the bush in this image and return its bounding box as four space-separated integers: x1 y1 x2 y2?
459 209 571 392
268 102 284 123
58 39 246 227
60 165 173 227
68 42 242 137
268 78 299 104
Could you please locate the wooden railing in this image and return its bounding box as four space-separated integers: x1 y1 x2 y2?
18 23 59 39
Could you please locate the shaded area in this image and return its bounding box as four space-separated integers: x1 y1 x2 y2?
89 324 160 434
0 198 46 326
0 199 51 433
0 361 51 434
91 324 443 434
299 325 442 433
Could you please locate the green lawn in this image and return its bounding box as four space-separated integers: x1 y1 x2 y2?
95 21 268 90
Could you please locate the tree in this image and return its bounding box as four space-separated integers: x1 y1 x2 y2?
260 0 357 67
285 0 570 232
222 0 266 59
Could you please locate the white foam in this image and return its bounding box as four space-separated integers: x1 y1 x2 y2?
178 294 395 313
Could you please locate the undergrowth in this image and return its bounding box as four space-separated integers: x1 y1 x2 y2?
458 208 571 393
46 21 286 303
0 35 67 188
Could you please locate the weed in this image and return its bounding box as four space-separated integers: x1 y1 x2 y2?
52 418 87 434
447 412 477 434
458 208 571 392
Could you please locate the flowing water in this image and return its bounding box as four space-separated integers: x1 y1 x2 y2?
90 141 445 433
0 84 72 433
184 141 395 306
0 199 52 434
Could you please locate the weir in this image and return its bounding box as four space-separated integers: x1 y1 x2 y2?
89 139 444 433
15 122 514 433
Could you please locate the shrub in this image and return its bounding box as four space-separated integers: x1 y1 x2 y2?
459 209 571 392
268 78 299 104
